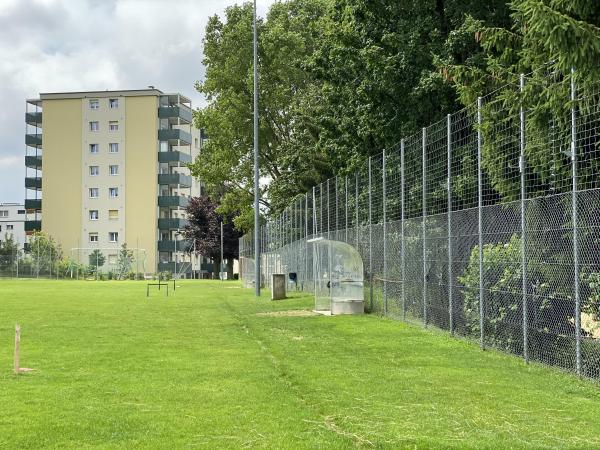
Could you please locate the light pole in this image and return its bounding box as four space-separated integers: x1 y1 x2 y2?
174 229 179 280
253 0 261 296
221 221 224 281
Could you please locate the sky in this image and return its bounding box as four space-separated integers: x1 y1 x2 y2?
0 0 275 204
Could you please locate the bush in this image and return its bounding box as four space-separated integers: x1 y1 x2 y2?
159 271 172 281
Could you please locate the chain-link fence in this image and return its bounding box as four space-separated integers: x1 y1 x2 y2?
241 68 600 379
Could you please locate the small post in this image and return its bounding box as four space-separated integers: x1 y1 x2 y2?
447 113 453 334
422 127 427 327
383 149 388 315
520 73 529 363
14 324 20 374
477 96 485 349
571 67 581 376
401 139 406 319
368 156 373 311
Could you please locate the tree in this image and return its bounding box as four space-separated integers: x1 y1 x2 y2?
183 196 242 279
0 234 19 276
27 232 62 277
88 249 106 275
116 243 133 280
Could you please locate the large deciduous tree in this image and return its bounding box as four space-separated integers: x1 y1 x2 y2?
183 196 242 279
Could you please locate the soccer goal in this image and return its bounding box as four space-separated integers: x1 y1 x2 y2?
70 247 147 279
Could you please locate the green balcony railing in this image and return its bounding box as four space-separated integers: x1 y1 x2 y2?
25 199 42 210
25 220 42 232
157 173 192 188
26 134 42 147
25 155 42 169
158 151 192 165
158 106 193 124
158 128 192 145
25 177 42 190
25 112 43 125
157 218 189 230
157 240 192 252
158 195 189 208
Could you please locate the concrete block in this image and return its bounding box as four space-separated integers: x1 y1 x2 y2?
271 274 286 300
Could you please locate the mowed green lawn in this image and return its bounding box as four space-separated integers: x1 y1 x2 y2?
1 280 600 449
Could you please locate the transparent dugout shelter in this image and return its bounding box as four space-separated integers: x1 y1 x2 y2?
308 237 364 315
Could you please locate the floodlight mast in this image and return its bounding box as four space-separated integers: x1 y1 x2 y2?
253 0 261 296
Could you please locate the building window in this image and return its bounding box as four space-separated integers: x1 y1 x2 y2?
89 233 99 243
109 98 119 109
108 254 117 265
18 209 25 214
7 225 13 230
109 165 119 176
90 166 99 176
90 143 99 154
109 121 118 132
89 99 99 110
108 209 119 220
109 143 119 153
109 187 118 198
89 210 99 220
0 210 7 218
195 138 199 148
109 232 118 243
89 121 99 132
89 188 99 198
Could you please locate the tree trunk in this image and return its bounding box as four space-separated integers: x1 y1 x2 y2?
212 256 221 280
227 258 234 280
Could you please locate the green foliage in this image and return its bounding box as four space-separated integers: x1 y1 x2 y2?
116 244 134 280
88 249 106 272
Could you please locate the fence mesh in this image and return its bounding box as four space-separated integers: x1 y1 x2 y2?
241 69 600 378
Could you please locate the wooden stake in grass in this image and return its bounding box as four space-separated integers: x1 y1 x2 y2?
14 324 34 374
14 324 20 374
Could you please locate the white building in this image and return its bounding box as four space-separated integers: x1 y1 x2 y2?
0 203 26 249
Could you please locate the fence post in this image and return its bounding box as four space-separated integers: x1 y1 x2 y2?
335 177 339 241
327 179 330 237
520 73 529 363
356 172 359 248
369 156 373 311
401 139 406 320
477 96 485 350
345 176 349 243
422 128 428 327
313 186 317 293
305 192 309 289
571 67 582 376
383 149 388 315
447 114 453 334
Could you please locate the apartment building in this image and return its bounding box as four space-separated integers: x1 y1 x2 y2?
24 88 211 277
0 203 26 249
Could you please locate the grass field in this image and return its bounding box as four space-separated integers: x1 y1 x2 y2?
1 280 600 449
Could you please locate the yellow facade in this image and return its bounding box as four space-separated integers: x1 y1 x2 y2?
125 96 159 271
41 99 82 255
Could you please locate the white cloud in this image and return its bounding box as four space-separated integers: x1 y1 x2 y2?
0 0 277 202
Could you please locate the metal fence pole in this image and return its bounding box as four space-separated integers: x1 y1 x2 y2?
422 128 428 327
369 156 373 311
383 149 388 315
447 114 453 334
477 96 485 350
355 172 359 248
327 179 330 237
345 176 349 243
401 139 406 320
571 67 582 376
335 177 339 241
305 192 309 289
520 73 529 363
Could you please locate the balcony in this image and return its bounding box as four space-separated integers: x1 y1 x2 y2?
25 155 42 169
157 261 192 273
25 112 43 126
157 240 192 252
25 177 42 190
158 173 192 188
158 106 193 124
158 128 192 145
158 151 192 165
25 220 42 232
25 199 42 210
26 134 42 148
158 195 189 208
158 218 189 230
